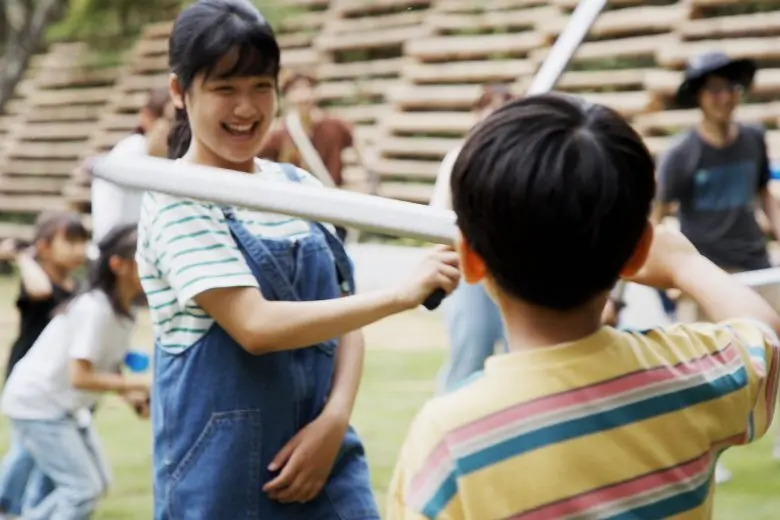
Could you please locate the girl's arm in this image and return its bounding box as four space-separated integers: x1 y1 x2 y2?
196 245 458 356
16 249 53 300
69 359 148 393
322 329 365 425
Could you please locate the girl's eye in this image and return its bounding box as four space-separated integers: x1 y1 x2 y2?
214 86 233 93
255 84 273 92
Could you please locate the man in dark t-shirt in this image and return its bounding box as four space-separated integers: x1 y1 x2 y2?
655 52 780 272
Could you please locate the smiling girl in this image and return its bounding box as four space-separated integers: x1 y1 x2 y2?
136 1 460 519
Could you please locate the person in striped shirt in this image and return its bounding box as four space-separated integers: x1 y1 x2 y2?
135 1 460 519
387 93 780 519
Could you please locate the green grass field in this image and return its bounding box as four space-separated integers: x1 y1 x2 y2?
0 277 778 518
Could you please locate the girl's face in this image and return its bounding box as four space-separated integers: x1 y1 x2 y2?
112 256 142 296
39 230 87 272
172 50 278 172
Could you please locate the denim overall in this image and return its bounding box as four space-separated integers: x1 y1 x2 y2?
151 166 379 519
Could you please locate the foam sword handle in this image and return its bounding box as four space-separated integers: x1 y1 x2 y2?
423 288 447 310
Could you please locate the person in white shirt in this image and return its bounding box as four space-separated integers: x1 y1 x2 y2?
430 84 515 393
89 87 172 248
0 224 150 520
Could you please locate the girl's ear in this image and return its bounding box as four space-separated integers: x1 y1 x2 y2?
169 73 185 110
456 231 487 284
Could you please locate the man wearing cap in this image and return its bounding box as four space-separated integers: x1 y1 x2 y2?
653 51 780 482
654 51 780 271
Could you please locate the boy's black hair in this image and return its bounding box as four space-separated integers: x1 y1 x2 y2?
167 0 281 160
451 93 656 310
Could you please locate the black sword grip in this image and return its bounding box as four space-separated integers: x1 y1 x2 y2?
422 288 446 310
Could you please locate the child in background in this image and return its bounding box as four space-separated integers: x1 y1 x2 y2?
388 93 780 519
0 210 88 519
1 224 150 520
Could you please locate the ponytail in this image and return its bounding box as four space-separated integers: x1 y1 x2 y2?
167 107 191 160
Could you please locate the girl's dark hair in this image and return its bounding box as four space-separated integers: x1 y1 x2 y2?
33 210 90 247
59 224 138 318
167 0 281 159
134 87 171 135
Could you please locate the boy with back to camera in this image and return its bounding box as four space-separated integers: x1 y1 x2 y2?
387 93 780 519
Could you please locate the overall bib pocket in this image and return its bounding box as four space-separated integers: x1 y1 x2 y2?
167 410 263 519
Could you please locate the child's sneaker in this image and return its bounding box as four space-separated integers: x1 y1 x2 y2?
715 463 732 484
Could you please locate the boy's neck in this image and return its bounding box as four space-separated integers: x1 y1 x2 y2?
499 294 606 351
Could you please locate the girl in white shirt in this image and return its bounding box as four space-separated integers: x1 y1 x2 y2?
1 224 150 520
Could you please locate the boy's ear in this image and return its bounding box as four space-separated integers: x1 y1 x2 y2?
620 221 654 277
169 73 185 110
456 231 487 284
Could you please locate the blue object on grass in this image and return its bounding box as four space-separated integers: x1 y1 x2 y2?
771 162 780 181
124 351 150 373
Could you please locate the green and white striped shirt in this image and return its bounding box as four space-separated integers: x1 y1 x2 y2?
136 159 329 353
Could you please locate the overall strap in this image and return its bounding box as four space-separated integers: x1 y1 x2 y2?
278 163 356 295
220 205 302 302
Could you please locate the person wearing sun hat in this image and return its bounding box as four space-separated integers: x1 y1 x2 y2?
653 50 780 482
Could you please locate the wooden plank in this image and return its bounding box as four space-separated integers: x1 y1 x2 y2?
687 0 780 6
381 111 476 135
645 68 780 98
406 32 544 62
379 136 462 158
328 104 392 124
0 196 69 213
120 73 169 92
317 25 433 52
0 222 35 242
336 0 431 16
435 0 547 11
6 142 84 160
377 182 433 204
318 58 407 80
680 11 780 40
403 59 535 84
278 32 317 49
143 21 174 39
539 4 686 39
34 67 119 89
0 177 64 194
368 158 443 180
281 48 320 69
387 84 489 110
100 113 139 131
316 79 401 101
278 12 325 32
2 160 78 177
557 68 651 91
551 0 644 7
63 184 91 204
657 38 780 69
25 105 102 123
89 130 133 151
633 103 780 135
533 34 673 64
327 10 426 33
14 122 95 141
131 55 169 74
578 91 652 117
29 87 113 108
134 37 169 58
426 6 556 32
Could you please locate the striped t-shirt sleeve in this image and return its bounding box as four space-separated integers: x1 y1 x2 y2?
678 318 780 446
148 196 258 309
387 403 464 520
